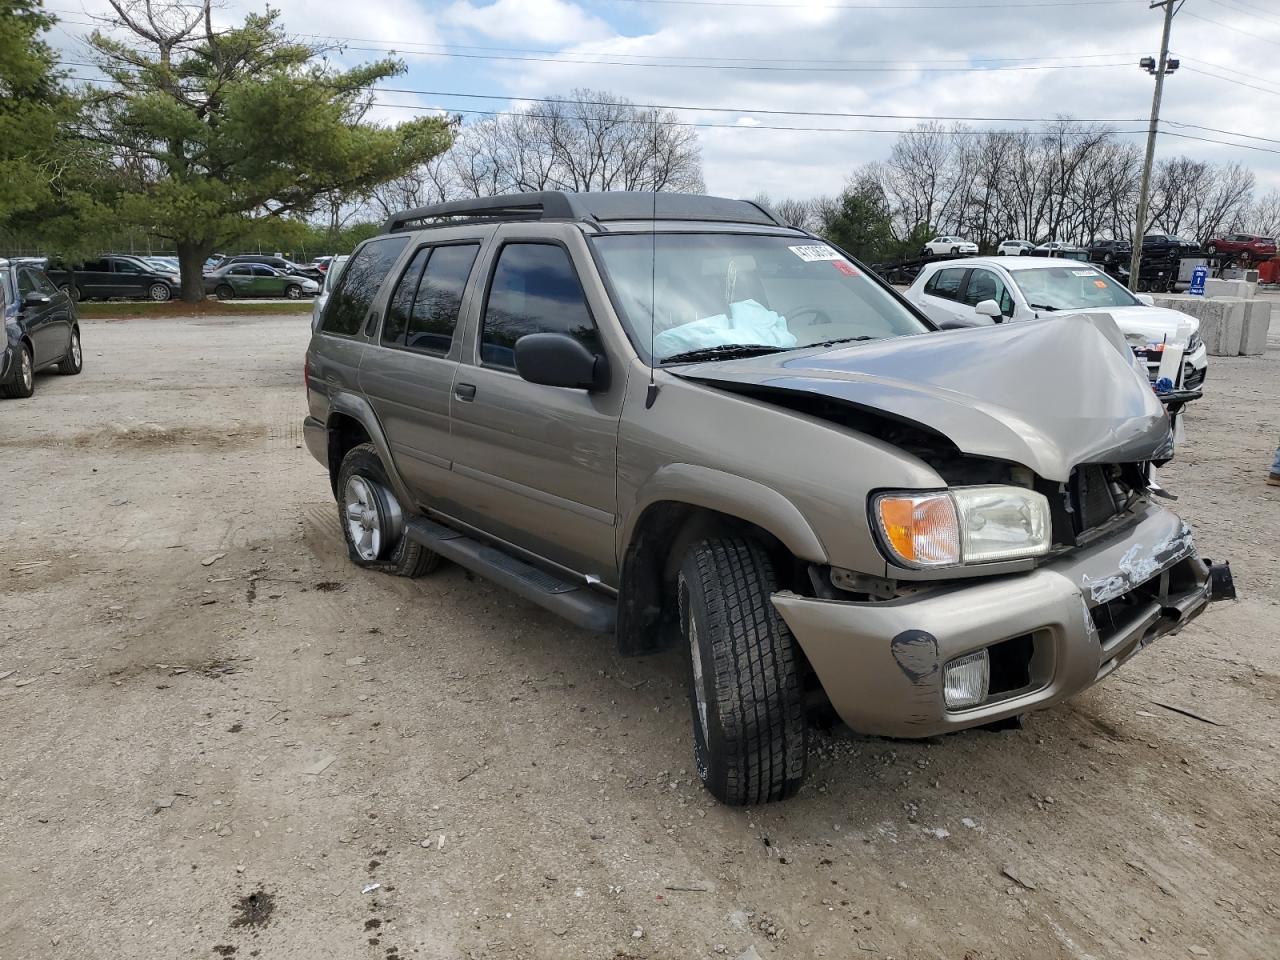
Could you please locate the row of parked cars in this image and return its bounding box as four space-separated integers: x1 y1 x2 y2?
13 252 342 302
925 232 1276 264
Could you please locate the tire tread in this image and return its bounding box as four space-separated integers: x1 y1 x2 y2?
683 538 806 805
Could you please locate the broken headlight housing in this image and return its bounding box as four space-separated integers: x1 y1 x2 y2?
873 485 1051 568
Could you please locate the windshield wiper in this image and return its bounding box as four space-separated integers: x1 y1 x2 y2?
661 343 788 364
806 335 876 348
1027 302 1058 312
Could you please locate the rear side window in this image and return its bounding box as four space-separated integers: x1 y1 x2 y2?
480 243 598 369
383 248 431 345
408 244 479 354
322 236 409 337
924 267 966 300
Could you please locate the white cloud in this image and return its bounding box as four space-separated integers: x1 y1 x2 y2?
442 0 611 45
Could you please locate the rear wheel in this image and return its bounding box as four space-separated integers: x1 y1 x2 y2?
58 327 83 375
1205 243 1218 255
60 284 83 303
2 344 35 399
215 284 235 301
678 538 807 805
148 282 172 302
336 443 440 578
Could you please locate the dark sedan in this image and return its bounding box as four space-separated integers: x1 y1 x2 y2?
44 254 179 302
1 259 82 399
1141 232 1200 258
1087 239 1132 264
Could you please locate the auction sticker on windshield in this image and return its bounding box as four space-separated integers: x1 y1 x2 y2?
789 244 847 263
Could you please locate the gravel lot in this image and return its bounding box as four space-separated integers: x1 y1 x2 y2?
1 313 1278 960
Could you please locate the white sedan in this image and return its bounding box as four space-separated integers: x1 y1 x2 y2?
904 257 1208 389
996 239 1034 256
922 236 979 257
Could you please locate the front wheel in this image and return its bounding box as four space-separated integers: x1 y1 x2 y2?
678 539 807 805
951 246 960 254
285 284 302 300
148 283 172 302
1 344 35 399
1205 244 1217 255
336 443 440 578
58 327 83 375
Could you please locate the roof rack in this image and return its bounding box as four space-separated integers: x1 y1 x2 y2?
382 191 787 233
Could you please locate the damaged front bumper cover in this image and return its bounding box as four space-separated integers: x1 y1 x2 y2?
773 504 1231 739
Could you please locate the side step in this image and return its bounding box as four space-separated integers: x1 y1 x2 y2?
405 517 616 633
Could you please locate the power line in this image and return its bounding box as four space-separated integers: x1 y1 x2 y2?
48 10 1145 74
65 73 1155 136
1161 130 1280 156
51 63 1149 122
1182 10 1280 47
60 66 1280 150
612 0 1143 8
1204 0 1280 27
1166 121 1280 147
1179 64 1280 97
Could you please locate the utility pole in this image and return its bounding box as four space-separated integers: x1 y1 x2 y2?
1128 0 1181 292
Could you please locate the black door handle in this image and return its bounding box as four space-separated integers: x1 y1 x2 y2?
455 383 477 401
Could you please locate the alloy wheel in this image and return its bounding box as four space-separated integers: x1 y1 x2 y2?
344 475 384 562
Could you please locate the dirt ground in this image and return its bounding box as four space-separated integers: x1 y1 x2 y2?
1 313 1278 960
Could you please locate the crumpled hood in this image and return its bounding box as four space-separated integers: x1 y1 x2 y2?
1067 304 1200 345
672 313 1172 483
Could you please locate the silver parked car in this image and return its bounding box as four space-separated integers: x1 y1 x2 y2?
311 254 348 330
304 192 1230 805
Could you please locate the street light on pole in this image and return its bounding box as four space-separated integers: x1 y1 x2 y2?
1128 0 1183 293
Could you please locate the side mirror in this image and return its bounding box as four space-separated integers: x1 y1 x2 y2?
514 332 609 391
23 291 52 308
1135 293 1155 306
936 316 986 331
975 298 1003 319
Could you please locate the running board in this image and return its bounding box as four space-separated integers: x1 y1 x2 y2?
405 517 616 633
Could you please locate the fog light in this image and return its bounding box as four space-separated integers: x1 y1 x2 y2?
943 649 990 709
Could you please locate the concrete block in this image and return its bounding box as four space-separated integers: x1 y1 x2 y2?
1221 301 1245 356
1204 277 1256 299
1241 301 1270 356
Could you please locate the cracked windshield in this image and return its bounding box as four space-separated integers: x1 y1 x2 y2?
592 233 930 362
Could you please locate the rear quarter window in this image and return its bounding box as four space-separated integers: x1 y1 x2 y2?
321 237 410 337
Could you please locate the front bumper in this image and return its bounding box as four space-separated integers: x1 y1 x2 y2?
773 504 1213 738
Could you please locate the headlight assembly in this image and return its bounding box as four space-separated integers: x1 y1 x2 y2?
873 485 1051 568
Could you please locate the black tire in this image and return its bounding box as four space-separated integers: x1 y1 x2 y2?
678 539 807 805
148 282 172 302
336 443 440 578
285 284 302 300
951 246 960 254
215 284 235 301
1137 278 1150 293
1 344 35 399
1205 243 1217 255
58 326 83 376
61 283 83 303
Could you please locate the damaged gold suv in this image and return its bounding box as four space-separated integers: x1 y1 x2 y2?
304 192 1232 805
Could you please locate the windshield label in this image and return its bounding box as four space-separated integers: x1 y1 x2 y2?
789 244 846 263
1070 269 1098 277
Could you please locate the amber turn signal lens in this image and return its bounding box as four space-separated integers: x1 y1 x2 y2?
875 493 961 567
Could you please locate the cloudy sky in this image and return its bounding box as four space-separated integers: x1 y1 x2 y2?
46 0 1280 200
